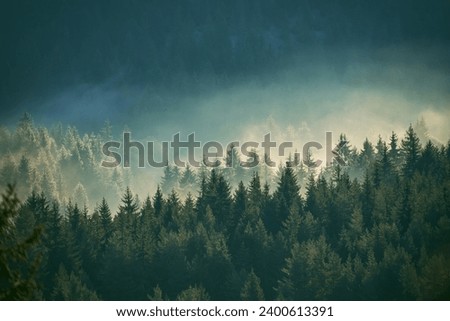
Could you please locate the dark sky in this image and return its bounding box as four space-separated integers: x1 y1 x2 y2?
1 0 449 141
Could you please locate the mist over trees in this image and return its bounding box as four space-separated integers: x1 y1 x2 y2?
0 113 131 210
1 117 449 300
1 0 449 303
2 1 449 131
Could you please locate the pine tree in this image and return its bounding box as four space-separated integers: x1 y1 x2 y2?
136 195 157 262
147 285 164 300
376 142 394 185
401 125 421 177
41 172 58 202
389 131 400 165
413 117 429 144
0 185 42 300
230 181 246 234
100 120 113 141
182 193 197 231
417 140 440 177
153 185 165 221
51 265 99 300
64 201 85 273
97 198 113 254
43 201 64 294
16 112 36 146
164 190 182 231
161 164 179 194
180 164 197 190
277 237 343 300
281 206 302 249
114 187 139 256
73 182 89 209
17 156 32 196
375 135 385 161
204 169 231 230
273 166 301 232
240 270 265 300
358 138 375 170
361 171 375 229
248 172 262 211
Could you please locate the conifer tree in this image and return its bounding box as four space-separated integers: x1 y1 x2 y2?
0 185 42 300
240 270 265 300
401 125 421 177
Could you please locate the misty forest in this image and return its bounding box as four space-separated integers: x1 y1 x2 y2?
1 115 449 300
1 1 450 301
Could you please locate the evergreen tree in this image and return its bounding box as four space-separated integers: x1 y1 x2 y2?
401 125 421 177
51 265 99 300
389 131 400 166
17 156 32 196
248 172 263 211
417 140 441 178
277 237 343 300
147 285 164 301
0 185 42 300
272 166 301 232
358 138 375 170
153 185 165 220
240 270 265 300
97 198 113 254
45 201 64 286
231 181 246 234
164 190 182 231
114 187 139 257
16 112 36 146
73 182 89 209
1 120 449 301
205 169 232 230
180 164 197 191
161 164 180 194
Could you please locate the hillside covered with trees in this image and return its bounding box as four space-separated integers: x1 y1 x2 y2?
1 119 449 300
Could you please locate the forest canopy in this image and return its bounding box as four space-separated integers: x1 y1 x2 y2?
1 115 449 300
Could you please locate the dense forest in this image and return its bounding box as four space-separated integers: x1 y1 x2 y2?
1 116 449 300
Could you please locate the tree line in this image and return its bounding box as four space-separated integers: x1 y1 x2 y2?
1 122 450 300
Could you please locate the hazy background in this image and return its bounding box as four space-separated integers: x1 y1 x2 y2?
1 0 450 206
2 1 449 132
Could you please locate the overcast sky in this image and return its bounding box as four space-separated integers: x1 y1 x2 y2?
1 0 449 145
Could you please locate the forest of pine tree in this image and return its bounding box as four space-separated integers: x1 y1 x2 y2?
1 115 450 300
